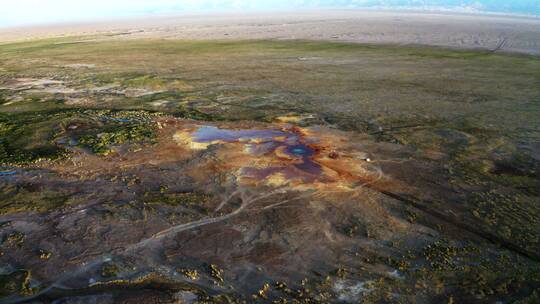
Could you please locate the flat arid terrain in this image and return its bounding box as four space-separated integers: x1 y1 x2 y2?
0 11 540 304
2 10 540 55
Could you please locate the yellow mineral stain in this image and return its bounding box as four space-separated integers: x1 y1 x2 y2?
173 130 213 150
275 113 314 124
266 172 289 187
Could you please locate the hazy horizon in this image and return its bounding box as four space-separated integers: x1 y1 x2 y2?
1 0 539 28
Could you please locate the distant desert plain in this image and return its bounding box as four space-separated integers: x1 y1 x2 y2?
2 10 540 55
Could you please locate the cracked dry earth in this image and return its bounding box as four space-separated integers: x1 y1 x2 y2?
1 115 538 303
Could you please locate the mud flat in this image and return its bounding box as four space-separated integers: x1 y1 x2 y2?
1 10 540 56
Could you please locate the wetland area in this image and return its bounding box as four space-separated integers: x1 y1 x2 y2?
0 14 540 303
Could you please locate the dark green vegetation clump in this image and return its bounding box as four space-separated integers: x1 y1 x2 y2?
0 109 160 164
100 262 119 278
0 270 35 297
0 110 70 165
74 110 159 155
0 182 72 215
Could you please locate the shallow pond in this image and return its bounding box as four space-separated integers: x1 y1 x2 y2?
192 126 322 180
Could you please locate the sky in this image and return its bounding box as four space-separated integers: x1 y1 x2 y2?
1 0 539 27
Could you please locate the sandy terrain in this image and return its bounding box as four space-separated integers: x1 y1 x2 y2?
1 10 540 56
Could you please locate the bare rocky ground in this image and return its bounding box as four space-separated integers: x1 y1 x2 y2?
0 35 539 303
2 114 534 304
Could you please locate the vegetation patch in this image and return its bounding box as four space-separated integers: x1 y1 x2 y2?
100 262 119 278
0 184 72 215
144 192 211 215
0 110 71 165
75 110 159 155
0 270 35 298
78 124 154 155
